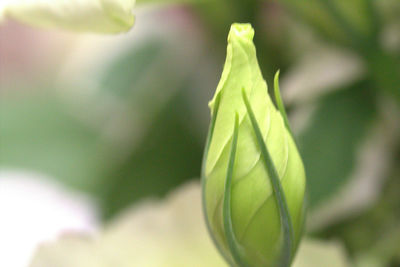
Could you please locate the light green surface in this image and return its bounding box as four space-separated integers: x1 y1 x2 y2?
1 0 135 33
203 23 306 266
30 182 348 267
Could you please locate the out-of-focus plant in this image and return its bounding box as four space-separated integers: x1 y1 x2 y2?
0 0 136 33
202 23 306 267
30 182 349 267
279 0 400 102
1 0 399 265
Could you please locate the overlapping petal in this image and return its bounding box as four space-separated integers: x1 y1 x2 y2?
203 23 306 266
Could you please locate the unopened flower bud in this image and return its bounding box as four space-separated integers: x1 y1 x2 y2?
202 23 306 267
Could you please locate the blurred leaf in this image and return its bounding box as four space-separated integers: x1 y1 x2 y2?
99 40 164 98
366 49 400 104
297 82 376 208
317 164 400 266
279 0 377 46
307 121 394 231
100 87 204 219
192 0 259 48
333 0 378 37
279 0 400 103
95 37 185 117
59 27 210 219
0 94 114 193
376 0 400 25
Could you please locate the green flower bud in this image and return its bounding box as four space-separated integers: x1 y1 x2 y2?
202 23 306 267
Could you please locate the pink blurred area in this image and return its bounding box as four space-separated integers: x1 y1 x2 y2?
0 19 79 90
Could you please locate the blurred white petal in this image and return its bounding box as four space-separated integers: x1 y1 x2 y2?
0 0 135 33
99 181 228 266
30 181 350 267
0 170 99 267
29 235 107 267
293 239 350 267
30 181 228 267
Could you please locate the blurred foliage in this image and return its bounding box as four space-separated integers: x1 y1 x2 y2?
316 161 400 267
99 40 164 99
298 82 376 206
85 34 208 218
100 88 203 219
0 93 114 192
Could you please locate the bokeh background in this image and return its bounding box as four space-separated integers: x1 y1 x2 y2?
1 0 400 266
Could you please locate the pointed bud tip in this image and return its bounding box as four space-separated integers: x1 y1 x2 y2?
228 23 254 43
